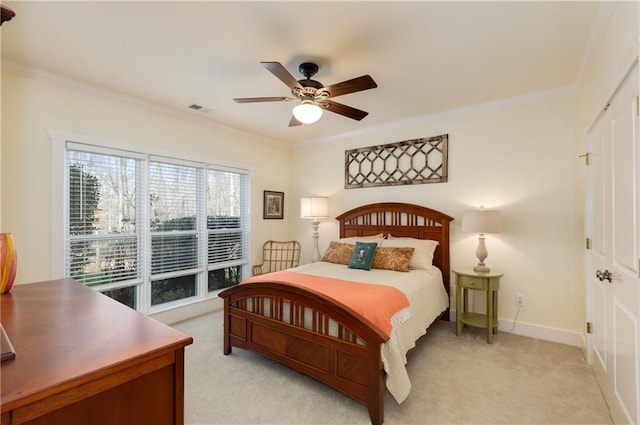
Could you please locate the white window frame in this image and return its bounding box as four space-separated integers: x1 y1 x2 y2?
50 129 252 315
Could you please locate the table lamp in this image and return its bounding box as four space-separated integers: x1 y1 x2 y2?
461 207 501 272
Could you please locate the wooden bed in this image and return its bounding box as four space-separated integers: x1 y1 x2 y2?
218 202 453 425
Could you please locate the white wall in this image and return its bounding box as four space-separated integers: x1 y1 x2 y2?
291 92 584 345
0 66 293 285
290 1 639 347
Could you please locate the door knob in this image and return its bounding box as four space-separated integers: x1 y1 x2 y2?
596 269 612 283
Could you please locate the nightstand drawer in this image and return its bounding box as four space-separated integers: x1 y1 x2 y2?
458 275 486 290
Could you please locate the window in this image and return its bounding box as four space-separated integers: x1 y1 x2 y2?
63 141 250 313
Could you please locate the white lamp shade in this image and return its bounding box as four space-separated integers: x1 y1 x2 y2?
461 209 502 234
292 102 323 124
300 197 329 219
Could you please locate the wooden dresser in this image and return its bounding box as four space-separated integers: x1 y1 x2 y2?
0 279 193 425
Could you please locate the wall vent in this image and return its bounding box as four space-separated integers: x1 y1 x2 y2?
187 104 212 113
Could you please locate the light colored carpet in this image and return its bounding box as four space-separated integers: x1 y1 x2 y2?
173 310 612 425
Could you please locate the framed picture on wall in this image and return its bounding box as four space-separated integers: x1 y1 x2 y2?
263 191 284 219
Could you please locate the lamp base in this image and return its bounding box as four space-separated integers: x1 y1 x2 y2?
473 264 491 273
310 219 321 263
474 234 490 273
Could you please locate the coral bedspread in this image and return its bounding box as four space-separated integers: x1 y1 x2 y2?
242 270 410 338
242 262 449 403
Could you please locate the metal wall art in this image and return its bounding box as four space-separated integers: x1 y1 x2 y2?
345 134 448 189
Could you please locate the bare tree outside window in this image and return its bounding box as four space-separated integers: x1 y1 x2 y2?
65 147 250 312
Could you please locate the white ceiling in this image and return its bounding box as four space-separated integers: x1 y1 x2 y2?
1 1 606 145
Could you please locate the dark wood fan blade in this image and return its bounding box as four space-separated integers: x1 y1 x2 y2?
1 5 16 25
233 96 296 103
261 62 302 90
321 100 369 121
324 75 377 98
288 115 303 127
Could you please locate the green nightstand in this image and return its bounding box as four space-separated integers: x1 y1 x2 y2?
454 268 503 344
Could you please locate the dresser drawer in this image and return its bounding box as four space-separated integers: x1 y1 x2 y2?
458 275 486 290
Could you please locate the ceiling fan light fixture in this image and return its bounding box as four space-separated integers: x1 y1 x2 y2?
292 100 323 124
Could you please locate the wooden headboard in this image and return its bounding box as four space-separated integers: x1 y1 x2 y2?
336 202 454 319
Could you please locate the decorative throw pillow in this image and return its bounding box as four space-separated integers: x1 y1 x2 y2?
347 241 378 270
321 241 355 265
383 235 439 270
371 247 415 272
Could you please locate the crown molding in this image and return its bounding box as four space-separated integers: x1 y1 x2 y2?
1 59 289 149
573 1 616 88
299 84 578 148
1 58 583 150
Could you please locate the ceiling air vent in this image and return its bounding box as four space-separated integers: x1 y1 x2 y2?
187 104 212 114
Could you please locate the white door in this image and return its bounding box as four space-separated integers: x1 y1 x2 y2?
588 63 639 425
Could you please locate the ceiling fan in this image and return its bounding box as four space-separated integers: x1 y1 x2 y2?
233 62 377 126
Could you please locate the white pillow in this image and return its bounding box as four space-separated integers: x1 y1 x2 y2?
382 235 439 270
339 233 385 244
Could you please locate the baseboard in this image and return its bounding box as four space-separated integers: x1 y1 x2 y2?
498 318 584 347
157 301 585 349
450 308 585 348
150 296 223 325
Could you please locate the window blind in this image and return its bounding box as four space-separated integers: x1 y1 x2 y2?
206 169 249 268
64 142 251 311
149 161 199 276
66 149 141 288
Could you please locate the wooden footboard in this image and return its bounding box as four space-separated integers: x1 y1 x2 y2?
219 281 389 425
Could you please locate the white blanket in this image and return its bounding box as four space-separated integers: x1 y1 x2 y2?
291 262 449 404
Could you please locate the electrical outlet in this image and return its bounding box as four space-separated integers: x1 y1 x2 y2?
515 293 526 307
